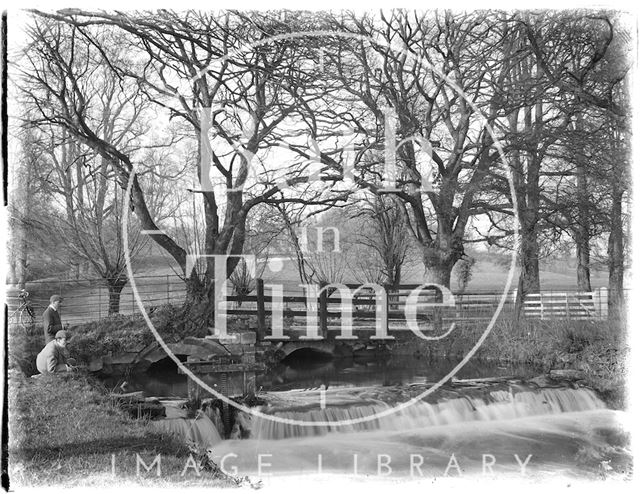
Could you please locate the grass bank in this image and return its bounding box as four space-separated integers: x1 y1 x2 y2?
9 304 219 375
6 371 241 488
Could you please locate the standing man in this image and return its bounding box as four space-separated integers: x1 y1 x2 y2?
36 330 75 374
43 294 63 344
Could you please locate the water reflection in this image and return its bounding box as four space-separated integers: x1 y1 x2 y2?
100 356 540 399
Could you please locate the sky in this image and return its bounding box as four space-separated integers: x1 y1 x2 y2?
2 1 637 9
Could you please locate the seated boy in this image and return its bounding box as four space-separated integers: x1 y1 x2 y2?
36 330 76 374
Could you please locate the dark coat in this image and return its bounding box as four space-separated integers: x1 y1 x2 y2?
42 306 62 343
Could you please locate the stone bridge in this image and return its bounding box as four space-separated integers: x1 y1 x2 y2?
89 332 391 375
275 340 336 359
89 336 237 375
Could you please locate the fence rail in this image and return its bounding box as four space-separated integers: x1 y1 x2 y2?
4 275 616 333
518 289 608 320
5 274 188 326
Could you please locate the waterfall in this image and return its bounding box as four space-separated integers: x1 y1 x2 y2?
151 408 223 447
242 386 605 440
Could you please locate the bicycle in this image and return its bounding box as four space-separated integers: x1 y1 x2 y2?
8 289 36 331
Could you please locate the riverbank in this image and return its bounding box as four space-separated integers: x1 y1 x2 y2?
6 371 243 488
9 310 628 408
7 369 631 487
398 318 628 409
5 313 629 486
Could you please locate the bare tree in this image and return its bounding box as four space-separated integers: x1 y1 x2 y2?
352 194 410 288
8 128 37 287
33 132 149 314
283 11 513 289
16 9 631 325
466 11 629 319
21 11 348 318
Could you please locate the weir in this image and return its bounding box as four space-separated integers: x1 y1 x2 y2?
133 371 627 477
136 378 625 478
232 385 606 440
105 346 622 477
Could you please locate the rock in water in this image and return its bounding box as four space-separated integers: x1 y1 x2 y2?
549 369 587 381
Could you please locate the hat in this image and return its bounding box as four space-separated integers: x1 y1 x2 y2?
50 294 63 304
55 330 68 340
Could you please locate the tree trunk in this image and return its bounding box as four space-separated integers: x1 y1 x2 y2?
16 140 34 288
107 279 127 315
185 274 207 307
515 224 540 322
576 230 592 292
575 113 592 292
17 232 28 288
509 57 544 323
608 188 625 322
423 261 454 288
422 237 460 290
519 226 541 294
423 249 457 332
385 268 402 312
386 266 402 290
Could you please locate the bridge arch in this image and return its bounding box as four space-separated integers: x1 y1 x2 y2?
278 341 336 360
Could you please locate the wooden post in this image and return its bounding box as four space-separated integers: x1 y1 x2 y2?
384 284 390 335
221 372 231 438
433 285 443 332
319 282 328 339
256 278 266 341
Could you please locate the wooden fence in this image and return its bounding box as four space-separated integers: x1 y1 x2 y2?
517 288 608 320
223 282 611 340
225 281 452 339
5 276 612 333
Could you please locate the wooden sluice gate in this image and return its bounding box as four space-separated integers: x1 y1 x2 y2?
177 332 265 436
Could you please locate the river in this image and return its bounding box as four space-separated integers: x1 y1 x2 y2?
101 354 541 396
100 356 631 480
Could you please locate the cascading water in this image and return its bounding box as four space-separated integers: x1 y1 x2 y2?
137 381 628 478
236 385 606 440
208 384 628 479
151 406 223 447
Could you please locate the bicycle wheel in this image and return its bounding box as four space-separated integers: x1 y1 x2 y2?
19 308 35 332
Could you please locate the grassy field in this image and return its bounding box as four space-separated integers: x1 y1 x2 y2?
129 252 611 292
5 252 612 329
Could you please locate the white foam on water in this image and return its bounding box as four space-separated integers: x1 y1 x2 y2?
245 386 606 440
151 412 223 447
210 409 628 479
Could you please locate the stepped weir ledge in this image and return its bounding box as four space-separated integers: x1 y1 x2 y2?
97 328 630 479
